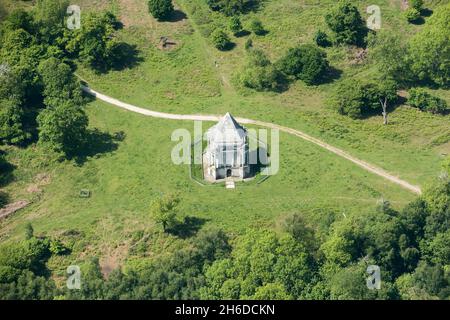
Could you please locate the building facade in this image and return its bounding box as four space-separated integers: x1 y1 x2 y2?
204 113 250 181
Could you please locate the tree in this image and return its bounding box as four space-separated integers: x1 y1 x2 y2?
66 12 123 71
325 0 367 46
408 88 448 114
34 0 69 43
37 101 89 157
408 4 449 87
314 30 331 47
25 223 34 240
404 8 421 23
368 31 410 84
201 230 313 299
240 50 285 92
277 44 329 85
147 0 174 20
330 79 365 118
150 194 180 232
249 18 265 36
210 29 232 51
38 58 84 107
0 98 29 145
330 79 398 120
363 79 398 125
410 0 424 11
229 16 243 35
206 0 259 16
3 9 35 34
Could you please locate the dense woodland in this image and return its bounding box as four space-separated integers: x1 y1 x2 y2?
0 0 449 300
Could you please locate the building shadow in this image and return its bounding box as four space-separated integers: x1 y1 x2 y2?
168 216 209 239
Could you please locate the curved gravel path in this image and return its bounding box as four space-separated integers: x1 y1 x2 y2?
82 85 422 195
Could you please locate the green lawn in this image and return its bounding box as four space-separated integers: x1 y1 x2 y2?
1 100 415 247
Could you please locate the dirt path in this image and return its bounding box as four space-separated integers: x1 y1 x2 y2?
82 85 422 195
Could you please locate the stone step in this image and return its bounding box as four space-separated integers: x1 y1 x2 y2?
225 180 235 189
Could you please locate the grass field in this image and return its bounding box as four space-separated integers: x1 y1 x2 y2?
1 0 449 267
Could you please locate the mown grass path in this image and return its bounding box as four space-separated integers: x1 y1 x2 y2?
81 85 422 195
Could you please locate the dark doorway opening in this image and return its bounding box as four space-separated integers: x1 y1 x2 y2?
226 169 232 177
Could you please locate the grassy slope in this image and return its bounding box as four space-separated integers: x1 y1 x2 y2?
77 0 450 187
0 0 447 260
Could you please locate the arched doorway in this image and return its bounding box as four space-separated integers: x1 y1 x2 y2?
226 169 232 177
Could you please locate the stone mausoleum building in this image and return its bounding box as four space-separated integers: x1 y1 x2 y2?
204 113 250 181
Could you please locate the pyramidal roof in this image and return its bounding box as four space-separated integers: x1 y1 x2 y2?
207 113 247 142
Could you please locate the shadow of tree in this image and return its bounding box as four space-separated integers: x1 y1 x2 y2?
108 43 144 72
317 66 343 85
235 30 251 37
72 129 125 165
0 190 9 208
168 216 208 239
421 8 433 18
163 9 188 22
0 151 15 187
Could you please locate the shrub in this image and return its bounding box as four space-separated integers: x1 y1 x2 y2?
277 44 329 85
325 0 367 46
210 29 232 50
244 38 253 50
404 8 421 23
229 16 243 35
314 30 331 47
206 0 259 16
410 0 424 11
148 0 174 20
240 50 285 92
249 18 265 35
408 88 448 114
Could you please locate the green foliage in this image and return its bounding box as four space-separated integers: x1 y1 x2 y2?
66 12 124 71
49 239 69 255
37 102 89 158
34 0 69 43
229 16 243 35
147 0 174 20
0 98 29 145
38 58 84 107
240 52 285 92
201 230 313 299
4 9 35 34
150 194 180 232
210 28 232 50
404 8 421 23
248 18 265 36
331 79 397 118
368 31 410 84
408 88 448 114
277 44 329 85
314 30 331 47
206 0 259 16
410 0 424 11
25 223 34 240
408 4 450 87
325 0 367 46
